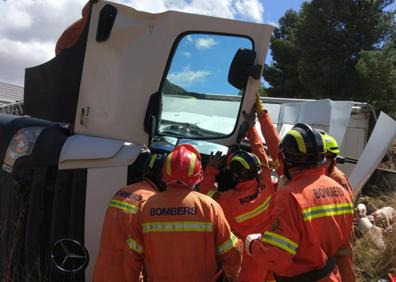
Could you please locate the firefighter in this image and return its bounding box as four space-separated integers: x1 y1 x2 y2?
255 93 283 176
320 131 357 282
132 144 243 282
245 123 354 282
320 132 353 197
257 93 356 281
93 151 167 282
200 110 275 282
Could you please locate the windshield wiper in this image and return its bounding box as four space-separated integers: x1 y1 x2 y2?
160 121 222 138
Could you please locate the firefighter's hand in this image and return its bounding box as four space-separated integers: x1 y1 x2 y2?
242 105 256 129
207 151 225 170
245 233 262 256
256 92 265 114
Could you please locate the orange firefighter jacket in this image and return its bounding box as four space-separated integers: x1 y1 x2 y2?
200 127 275 282
93 178 159 282
130 183 243 282
251 167 354 282
200 127 275 238
328 164 357 282
257 111 283 176
328 165 353 198
55 2 90 55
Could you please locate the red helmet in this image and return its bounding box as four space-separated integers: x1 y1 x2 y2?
162 144 203 188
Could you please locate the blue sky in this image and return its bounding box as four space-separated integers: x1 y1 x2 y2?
167 34 252 95
262 0 305 27
167 0 307 95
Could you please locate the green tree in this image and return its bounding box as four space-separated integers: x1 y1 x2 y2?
258 84 266 96
264 0 396 106
356 45 396 118
264 10 305 98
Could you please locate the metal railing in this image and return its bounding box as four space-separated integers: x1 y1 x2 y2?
0 102 24 115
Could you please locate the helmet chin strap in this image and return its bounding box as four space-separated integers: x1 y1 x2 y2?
327 158 336 175
232 173 240 184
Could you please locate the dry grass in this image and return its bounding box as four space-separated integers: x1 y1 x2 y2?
354 192 396 281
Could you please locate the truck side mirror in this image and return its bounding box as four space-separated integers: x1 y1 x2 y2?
228 48 262 90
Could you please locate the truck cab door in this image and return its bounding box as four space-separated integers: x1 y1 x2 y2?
75 1 272 146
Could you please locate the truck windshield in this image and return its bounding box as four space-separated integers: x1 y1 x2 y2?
159 33 252 138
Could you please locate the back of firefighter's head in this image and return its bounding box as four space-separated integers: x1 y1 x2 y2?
279 123 326 178
162 144 203 189
143 153 167 191
318 130 340 159
228 150 262 182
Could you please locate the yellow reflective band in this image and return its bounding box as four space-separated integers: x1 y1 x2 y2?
262 231 299 256
142 221 213 233
109 200 139 214
287 130 307 153
207 190 217 198
148 154 157 168
127 236 143 254
235 195 272 223
217 233 239 255
302 203 354 221
166 153 173 176
188 153 197 176
232 156 250 169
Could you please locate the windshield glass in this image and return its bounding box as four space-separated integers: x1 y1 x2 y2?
159 33 253 138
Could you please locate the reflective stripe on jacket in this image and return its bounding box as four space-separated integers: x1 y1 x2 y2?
328 165 357 282
200 126 275 282
93 179 158 282
135 184 242 282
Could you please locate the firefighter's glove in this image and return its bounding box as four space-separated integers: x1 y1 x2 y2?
245 233 262 256
256 92 265 114
207 151 226 170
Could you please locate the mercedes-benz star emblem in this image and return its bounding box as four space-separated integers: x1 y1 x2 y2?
51 238 89 273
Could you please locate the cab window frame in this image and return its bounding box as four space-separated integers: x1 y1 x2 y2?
156 31 255 141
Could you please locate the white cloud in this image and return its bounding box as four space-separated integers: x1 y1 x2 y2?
267 21 279 28
0 0 86 85
0 38 54 85
0 0 264 86
194 37 219 50
233 0 264 23
182 51 192 58
168 66 210 86
123 0 264 22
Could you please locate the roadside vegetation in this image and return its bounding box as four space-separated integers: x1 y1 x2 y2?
262 0 396 119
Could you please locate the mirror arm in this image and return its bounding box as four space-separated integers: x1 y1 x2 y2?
246 64 263 80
